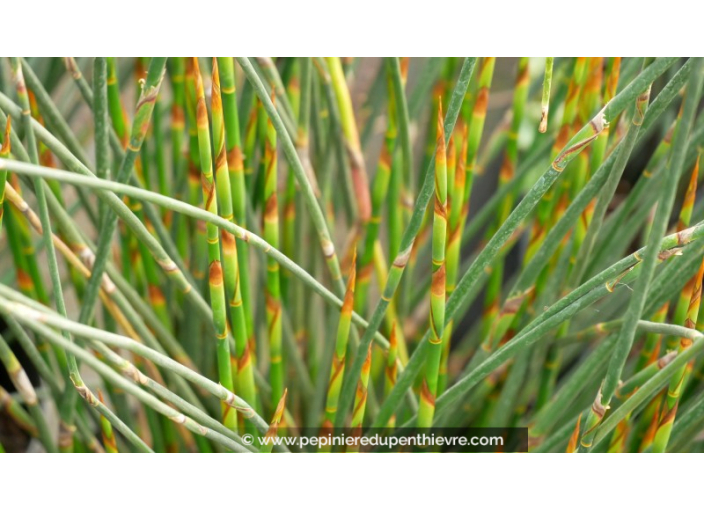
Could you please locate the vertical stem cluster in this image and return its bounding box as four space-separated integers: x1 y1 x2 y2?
264 94 284 409
211 59 257 424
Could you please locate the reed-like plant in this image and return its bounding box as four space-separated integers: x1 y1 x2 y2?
0 57 702 453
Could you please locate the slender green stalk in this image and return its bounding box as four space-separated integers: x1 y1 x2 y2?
263 93 285 408
217 57 257 363
212 59 257 423
106 57 128 145
191 58 237 432
390 57 413 227
348 343 372 453
325 57 371 224
417 101 447 428
323 251 357 429
153 82 168 201
439 125 467 393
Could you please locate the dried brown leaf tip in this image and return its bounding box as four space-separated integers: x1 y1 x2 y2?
539 109 549 134
566 413 582 453
272 388 288 426
211 58 221 96
261 388 288 451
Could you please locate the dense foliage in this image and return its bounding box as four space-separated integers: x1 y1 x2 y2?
0 57 702 453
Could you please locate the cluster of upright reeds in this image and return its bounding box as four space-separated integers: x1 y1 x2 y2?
0 57 703 453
